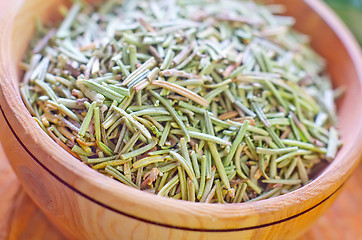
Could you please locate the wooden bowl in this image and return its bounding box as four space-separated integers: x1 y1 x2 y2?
0 0 361 239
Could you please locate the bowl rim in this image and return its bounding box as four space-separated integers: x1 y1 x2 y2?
1 0 362 231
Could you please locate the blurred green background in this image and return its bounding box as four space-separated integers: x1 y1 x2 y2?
324 0 362 45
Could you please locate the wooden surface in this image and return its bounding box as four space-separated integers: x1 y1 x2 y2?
0 144 65 240
0 144 361 240
1 0 362 239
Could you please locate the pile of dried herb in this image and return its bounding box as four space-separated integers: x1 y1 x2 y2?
20 0 342 203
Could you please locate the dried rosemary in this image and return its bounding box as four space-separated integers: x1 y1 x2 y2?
21 0 342 203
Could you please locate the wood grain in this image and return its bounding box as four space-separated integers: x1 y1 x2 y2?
0 144 21 240
0 144 65 240
300 162 362 240
1 147 361 240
